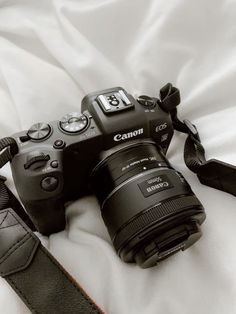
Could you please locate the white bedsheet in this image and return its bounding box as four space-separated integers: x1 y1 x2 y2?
0 0 236 313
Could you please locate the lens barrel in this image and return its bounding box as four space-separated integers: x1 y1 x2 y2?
91 142 206 268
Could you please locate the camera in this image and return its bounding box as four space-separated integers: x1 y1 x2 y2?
10 86 206 268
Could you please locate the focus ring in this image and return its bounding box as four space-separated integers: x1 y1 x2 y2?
113 195 204 251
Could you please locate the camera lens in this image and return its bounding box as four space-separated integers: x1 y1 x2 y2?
91 142 206 268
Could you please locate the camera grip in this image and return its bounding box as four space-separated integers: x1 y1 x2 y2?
25 195 66 235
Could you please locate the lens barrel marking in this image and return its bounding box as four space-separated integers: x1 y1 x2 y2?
138 174 173 197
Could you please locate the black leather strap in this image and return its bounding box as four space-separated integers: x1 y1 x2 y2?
137 83 236 197
0 175 104 314
158 83 236 196
0 137 18 168
0 207 104 314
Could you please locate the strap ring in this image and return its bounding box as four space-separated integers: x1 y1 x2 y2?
183 119 200 141
0 175 6 182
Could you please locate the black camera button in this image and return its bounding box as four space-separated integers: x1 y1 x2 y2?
51 160 59 168
41 176 59 192
19 135 31 143
53 139 65 149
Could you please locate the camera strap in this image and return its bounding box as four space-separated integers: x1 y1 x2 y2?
0 137 19 169
0 144 104 313
158 83 236 197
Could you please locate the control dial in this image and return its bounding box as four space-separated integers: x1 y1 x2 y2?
24 152 50 170
27 123 51 141
60 113 88 134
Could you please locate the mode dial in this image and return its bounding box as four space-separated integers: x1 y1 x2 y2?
60 113 88 134
137 95 156 108
27 123 51 141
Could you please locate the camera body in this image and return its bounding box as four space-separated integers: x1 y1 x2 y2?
11 87 174 235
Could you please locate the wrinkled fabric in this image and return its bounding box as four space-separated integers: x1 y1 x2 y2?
0 1 236 313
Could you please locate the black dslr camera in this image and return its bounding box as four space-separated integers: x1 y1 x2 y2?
10 86 206 268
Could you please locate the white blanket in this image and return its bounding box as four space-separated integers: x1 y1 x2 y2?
0 1 236 313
